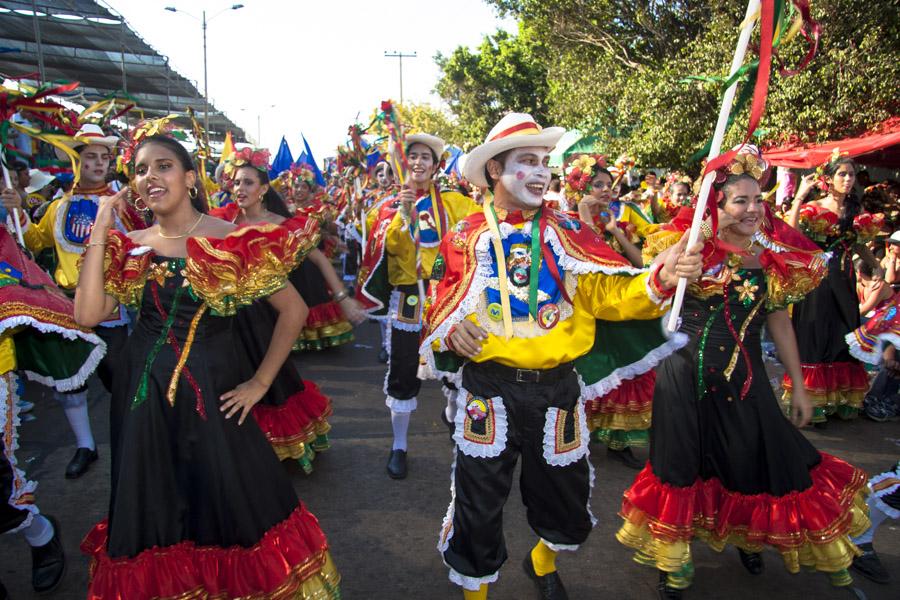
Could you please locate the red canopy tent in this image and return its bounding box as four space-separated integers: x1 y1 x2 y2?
763 117 900 168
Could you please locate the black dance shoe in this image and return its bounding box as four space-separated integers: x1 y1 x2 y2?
387 449 407 479
32 515 66 593
657 571 683 600
737 548 764 575
851 543 890 584
607 446 644 470
64 447 98 479
523 554 568 600
378 348 389 363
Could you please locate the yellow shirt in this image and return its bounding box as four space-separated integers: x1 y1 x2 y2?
616 202 659 241
0 334 16 374
385 189 479 285
461 272 665 369
22 198 85 289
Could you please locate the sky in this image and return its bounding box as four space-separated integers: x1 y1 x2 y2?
105 0 517 159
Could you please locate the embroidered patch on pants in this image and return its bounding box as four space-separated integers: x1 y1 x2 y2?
453 389 507 458
542 404 589 466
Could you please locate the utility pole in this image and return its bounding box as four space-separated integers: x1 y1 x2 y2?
202 9 209 142
384 50 416 105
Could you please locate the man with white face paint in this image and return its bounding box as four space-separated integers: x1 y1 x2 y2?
357 134 479 479
419 114 705 600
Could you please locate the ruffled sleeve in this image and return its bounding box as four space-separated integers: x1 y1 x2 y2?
185 224 308 315
760 249 828 311
101 230 153 308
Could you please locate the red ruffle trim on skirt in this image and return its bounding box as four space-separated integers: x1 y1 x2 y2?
253 380 332 447
621 453 868 547
782 362 869 396
307 301 345 329
82 505 336 600
585 371 656 416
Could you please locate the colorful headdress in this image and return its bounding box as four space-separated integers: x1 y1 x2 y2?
665 171 693 188
117 115 180 177
291 164 316 188
230 147 271 173
563 153 608 201
693 144 768 196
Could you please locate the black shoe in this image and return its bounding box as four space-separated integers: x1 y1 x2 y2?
657 571 683 600
387 449 407 479
378 348 389 363
31 514 66 593
440 409 455 441
607 446 644 470
522 553 568 600
65 447 98 479
0 578 7 600
851 542 890 584
737 548 764 575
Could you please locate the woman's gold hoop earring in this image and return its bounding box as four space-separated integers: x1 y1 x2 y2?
189 186 198 199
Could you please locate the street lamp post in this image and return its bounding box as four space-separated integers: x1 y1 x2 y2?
165 4 244 144
384 50 416 105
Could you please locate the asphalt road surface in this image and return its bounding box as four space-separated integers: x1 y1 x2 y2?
2 321 898 599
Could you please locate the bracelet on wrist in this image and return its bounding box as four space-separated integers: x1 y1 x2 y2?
333 289 349 302
649 264 676 300
86 241 107 248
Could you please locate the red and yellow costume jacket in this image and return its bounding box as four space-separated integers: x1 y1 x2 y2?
420 207 673 379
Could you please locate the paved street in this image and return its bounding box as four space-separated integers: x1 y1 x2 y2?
2 321 898 599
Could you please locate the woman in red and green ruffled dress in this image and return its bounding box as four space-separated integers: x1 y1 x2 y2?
290 167 356 350
565 155 679 470
618 149 870 598
75 131 340 599
783 155 882 423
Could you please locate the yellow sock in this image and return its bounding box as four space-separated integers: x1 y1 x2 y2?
531 540 558 576
463 583 488 600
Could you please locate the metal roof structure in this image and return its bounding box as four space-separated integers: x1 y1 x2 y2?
0 0 248 143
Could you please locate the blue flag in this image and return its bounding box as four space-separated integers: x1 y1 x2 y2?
269 137 294 179
443 145 464 176
295 134 326 186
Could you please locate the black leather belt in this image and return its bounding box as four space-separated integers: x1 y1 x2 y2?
472 360 574 385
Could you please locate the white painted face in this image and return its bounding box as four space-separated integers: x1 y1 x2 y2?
498 146 552 209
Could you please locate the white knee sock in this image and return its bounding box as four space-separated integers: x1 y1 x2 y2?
391 410 410 451
444 390 457 423
852 495 891 545
22 514 54 547
62 399 95 450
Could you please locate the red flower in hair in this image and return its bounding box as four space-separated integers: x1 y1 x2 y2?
381 100 393 113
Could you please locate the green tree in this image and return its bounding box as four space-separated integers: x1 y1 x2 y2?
434 25 551 148
467 0 900 169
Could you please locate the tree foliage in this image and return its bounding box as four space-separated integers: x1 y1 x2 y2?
434 25 551 148
434 0 900 169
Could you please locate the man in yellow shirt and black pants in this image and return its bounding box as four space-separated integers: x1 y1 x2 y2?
380 133 479 479
420 114 703 600
3 124 148 479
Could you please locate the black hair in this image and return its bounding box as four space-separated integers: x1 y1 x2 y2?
11 160 28 172
824 157 861 232
715 172 758 208
855 258 878 279
548 178 561 192
405 142 438 165
591 167 613 184
134 135 208 213
484 149 512 192
235 165 292 218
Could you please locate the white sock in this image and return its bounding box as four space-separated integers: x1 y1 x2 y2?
381 321 390 351
852 495 891 545
444 393 457 423
63 400 95 450
22 514 54 547
391 410 410 451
